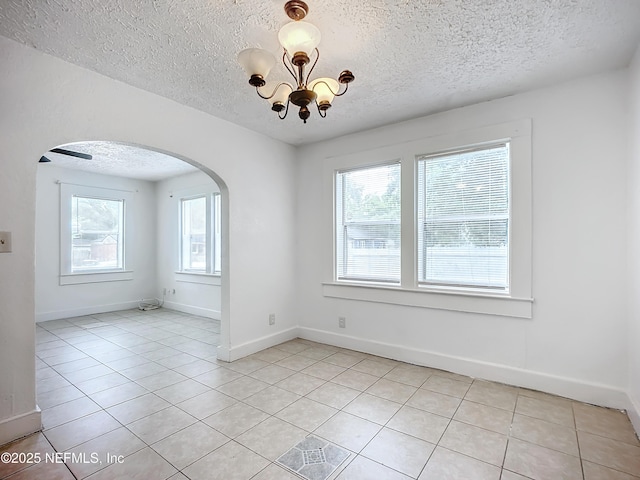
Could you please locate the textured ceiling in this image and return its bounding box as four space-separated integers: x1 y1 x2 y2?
42 142 198 181
1 0 640 146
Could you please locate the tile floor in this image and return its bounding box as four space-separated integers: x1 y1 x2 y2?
1 308 639 479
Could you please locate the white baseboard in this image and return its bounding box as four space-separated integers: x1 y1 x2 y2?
298 327 631 411
36 301 140 322
162 301 220 320
0 408 41 447
626 392 640 438
219 327 299 362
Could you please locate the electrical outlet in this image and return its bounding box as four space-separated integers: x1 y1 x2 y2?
338 316 346 328
269 313 276 325
0 232 12 253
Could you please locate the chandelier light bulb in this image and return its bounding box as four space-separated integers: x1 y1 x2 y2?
309 78 340 107
278 21 321 57
237 48 276 85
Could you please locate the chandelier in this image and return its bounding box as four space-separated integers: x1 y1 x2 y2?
237 0 355 123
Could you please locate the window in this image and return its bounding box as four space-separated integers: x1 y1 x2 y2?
417 144 510 291
324 119 532 318
179 193 220 274
60 183 134 284
336 163 401 283
71 196 124 272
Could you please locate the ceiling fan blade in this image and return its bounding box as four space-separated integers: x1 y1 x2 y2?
39 156 51 163
50 148 93 160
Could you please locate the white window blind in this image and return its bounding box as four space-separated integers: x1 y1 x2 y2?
336 162 401 283
417 144 510 290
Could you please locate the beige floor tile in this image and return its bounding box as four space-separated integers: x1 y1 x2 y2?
463 380 518 412
36 374 72 394
85 447 177 480
151 422 229 470
387 405 450 444
275 372 326 395
275 397 338 432
366 378 417 404
127 406 197 444
324 352 363 368
106 393 171 424
384 365 433 387
275 341 310 355
89 381 149 408
297 346 337 361
351 359 395 377
515 395 575 428
573 403 640 446
203 402 270 438
500 471 532 480
102 354 151 371
422 375 471 398
314 412 382 453
37 385 86 410
420 446 501 480
41 396 102 429
0 433 55 479
1 461 75 480
135 370 188 391
343 393 402 425
582 460 640 479
118 362 168 380
307 382 361 409
251 463 302 480
251 347 294 364
225 357 271 374
154 352 200 369
192 366 243 388
275 354 319 371
43 410 120 451
453 400 513 435
331 370 380 392
407 389 462 418
153 379 211 404
175 389 236 419
578 431 640 476
243 385 301 415
510 413 579 456
74 372 130 395
336 455 412 480
518 388 573 407
61 364 114 385
172 359 219 377
439 421 508 466
214 375 270 400
504 438 583 480
301 361 347 381
362 427 435 478
248 364 296 384
52 357 101 374
235 417 307 461
183 441 270 480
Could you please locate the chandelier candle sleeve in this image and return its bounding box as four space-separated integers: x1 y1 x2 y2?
237 0 354 123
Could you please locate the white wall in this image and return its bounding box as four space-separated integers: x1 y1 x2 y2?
296 69 631 410
0 36 298 444
627 45 640 432
156 170 221 318
35 165 157 321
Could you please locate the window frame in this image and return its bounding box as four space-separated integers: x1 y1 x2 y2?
59 183 134 285
323 119 532 318
178 191 221 277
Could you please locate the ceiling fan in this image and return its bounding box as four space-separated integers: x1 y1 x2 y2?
39 147 93 163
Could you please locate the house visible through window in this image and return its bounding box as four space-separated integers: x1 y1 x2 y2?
71 196 124 272
335 162 401 283
180 193 220 274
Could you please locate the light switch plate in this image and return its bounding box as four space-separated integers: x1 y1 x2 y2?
0 232 12 253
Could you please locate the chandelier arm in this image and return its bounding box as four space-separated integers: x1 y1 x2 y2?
311 79 341 96
334 82 350 97
278 99 291 120
255 82 295 100
282 50 299 84
304 48 320 86
316 101 328 118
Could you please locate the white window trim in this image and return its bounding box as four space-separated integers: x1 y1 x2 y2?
59 183 134 285
322 119 533 318
177 186 221 277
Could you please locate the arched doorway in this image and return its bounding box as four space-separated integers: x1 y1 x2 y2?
35 140 230 358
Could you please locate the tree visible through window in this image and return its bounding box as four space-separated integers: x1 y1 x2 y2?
71 196 124 271
336 163 401 283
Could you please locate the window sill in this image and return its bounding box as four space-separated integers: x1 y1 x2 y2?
60 271 133 285
175 272 221 286
322 282 533 318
